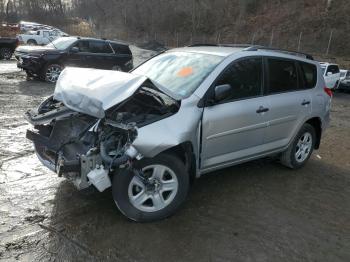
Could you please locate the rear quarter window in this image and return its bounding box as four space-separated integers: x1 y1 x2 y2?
299 62 317 89
327 65 340 74
110 43 131 55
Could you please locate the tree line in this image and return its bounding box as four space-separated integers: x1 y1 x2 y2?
0 0 349 56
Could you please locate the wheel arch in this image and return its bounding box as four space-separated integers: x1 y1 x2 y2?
42 62 64 79
305 117 322 149
27 39 37 44
158 141 197 184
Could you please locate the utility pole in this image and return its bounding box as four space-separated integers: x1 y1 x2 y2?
216 32 221 44
251 32 256 45
297 31 303 51
269 29 274 47
326 29 333 56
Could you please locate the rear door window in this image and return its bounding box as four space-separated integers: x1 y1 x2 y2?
299 62 317 89
89 41 113 54
74 40 90 52
267 58 298 94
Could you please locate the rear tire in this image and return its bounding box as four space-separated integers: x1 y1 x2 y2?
0 48 13 60
280 123 316 169
112 153 190 222
27 39 37 45
112 65 122 71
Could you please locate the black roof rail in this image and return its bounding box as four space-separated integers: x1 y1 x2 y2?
187 43 314 60
245 45 314 60
188 44 219 47
188 43 252 48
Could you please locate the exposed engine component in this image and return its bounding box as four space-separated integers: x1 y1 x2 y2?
87 165 111 192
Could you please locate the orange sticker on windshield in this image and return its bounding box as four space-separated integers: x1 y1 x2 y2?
177 67 193 77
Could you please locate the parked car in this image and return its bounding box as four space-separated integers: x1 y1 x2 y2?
25 45 332 222
19 21 56 32
339 69 350 91
320 62 340 89
15 36 133 82
0 37 19 60
17 29 67 45
0 22 20 37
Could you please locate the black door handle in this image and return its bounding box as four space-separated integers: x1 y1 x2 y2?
256 106 269 113
301 100 311 106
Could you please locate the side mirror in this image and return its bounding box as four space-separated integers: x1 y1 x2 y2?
327 72 333 76
70 47 79 53
214 84 232 102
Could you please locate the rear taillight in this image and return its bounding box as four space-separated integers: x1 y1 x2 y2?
324 87 333 98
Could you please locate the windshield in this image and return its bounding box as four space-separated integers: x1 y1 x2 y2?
46 37 77 50
132 51 224 98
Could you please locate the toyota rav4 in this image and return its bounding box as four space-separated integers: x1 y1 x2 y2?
25 45 332 222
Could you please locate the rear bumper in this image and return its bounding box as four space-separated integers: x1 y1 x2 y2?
339 81 350 90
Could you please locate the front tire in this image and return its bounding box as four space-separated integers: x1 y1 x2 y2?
44 64 63 83
280 123 316 169
112 153 190 222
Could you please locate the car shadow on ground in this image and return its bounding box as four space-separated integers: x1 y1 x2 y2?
17 78 54 97
40 157 350 262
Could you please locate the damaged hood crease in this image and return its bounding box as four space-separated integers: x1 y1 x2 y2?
54 67 148 118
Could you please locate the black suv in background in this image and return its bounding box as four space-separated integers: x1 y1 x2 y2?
15 36 133 83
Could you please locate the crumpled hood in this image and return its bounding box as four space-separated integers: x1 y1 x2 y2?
54 67 148 118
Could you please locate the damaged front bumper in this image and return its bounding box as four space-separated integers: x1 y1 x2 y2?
25 100 140 192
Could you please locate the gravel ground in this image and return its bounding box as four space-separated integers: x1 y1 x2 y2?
0 54 349 262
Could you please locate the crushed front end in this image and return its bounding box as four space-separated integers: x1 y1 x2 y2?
25 96 140 191
25 69 179 192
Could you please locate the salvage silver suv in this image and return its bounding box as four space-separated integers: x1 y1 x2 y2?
26 45 332 222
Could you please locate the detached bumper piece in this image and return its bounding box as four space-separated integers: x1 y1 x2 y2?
24 106 78 126
26 129 59 152
26 129 81 175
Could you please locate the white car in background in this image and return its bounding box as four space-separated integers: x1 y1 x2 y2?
320 62 340 90
339 69 350 91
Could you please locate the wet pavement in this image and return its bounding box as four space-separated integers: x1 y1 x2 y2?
0 54 349 261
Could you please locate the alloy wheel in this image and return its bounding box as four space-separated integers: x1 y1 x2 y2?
45 65 62 83
295 132 313 163
128 164 179 212
0 48 12 60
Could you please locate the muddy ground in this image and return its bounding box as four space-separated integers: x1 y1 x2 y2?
0 51 349 262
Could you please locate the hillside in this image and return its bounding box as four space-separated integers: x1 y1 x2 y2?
1 0 349 65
